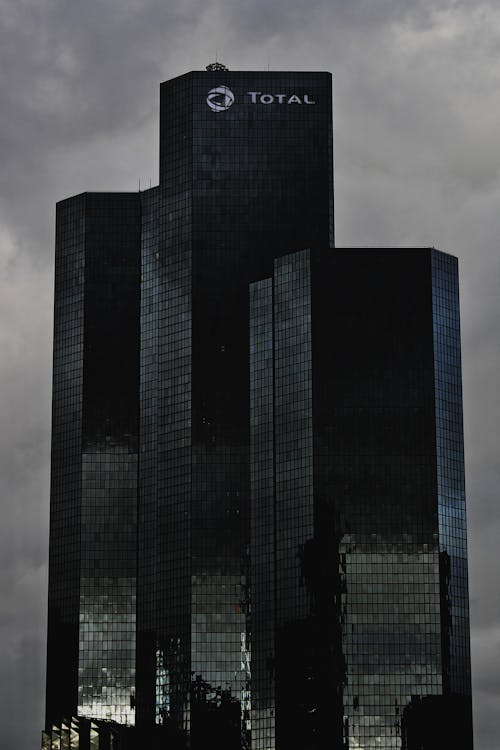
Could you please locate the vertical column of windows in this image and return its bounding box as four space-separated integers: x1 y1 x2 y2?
274 250 314 624
273 250 315 746
156 77 193 735
78 449 137 725
46 196 86 722
137 187 160 725
77 194 141 727
325 251 442 749
249 278 275 750
432 250 472 696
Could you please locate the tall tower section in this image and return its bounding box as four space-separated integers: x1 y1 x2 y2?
46 193 141 729
137 71 333 745
249 247 473 749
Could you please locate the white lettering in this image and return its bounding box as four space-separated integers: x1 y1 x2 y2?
245 91 316 106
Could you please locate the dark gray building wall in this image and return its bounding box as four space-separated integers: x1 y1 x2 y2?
431 250 472 699
249 247 473 749
137 71 334 747
46 193 141 728
249 277 275 750
46 194 86 724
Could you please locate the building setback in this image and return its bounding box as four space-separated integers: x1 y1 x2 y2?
249 247 472 749
43 68 473 750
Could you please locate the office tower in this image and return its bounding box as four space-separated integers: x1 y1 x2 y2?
43 67 473 750
249 247 472 749
45 194 141 731
137 70 333 748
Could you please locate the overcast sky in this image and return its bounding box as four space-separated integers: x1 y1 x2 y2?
1 1 499 748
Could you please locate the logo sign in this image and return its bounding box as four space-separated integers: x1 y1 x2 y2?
206 87 317 112
247 92 315 105
207 85 235 113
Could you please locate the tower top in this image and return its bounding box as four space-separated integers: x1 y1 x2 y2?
206 61 229 71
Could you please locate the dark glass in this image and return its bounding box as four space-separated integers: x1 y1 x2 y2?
249 247 473 749
46 193 141 728
44 69 473 750
137 72 333 747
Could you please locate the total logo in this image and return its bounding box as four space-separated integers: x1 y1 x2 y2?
206 86 316 112
247 91 316 105
206 85 235 113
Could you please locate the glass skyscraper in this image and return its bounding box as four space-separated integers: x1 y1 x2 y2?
249 247 472 749
43 67 473 750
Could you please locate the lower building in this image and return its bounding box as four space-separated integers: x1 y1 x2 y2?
42 716 136 750
249 247 472 749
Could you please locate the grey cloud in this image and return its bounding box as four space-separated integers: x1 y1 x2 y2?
226 0 467 38
472 626 500 683
0 0 205 261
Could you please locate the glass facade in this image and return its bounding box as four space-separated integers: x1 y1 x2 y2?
249 247 473 749
46 193 141 728
249 277 275 750
431 250 472 698
136 71 334 747
44 68 473 750
46 194 86 723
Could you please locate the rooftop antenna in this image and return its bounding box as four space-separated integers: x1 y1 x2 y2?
206 60 229 71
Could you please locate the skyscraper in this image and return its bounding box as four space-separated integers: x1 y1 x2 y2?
46 193 141 730
137 70 333 750
43 66 473 750
249 247 472 749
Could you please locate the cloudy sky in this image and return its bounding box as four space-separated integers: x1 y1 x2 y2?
1 1 499 748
